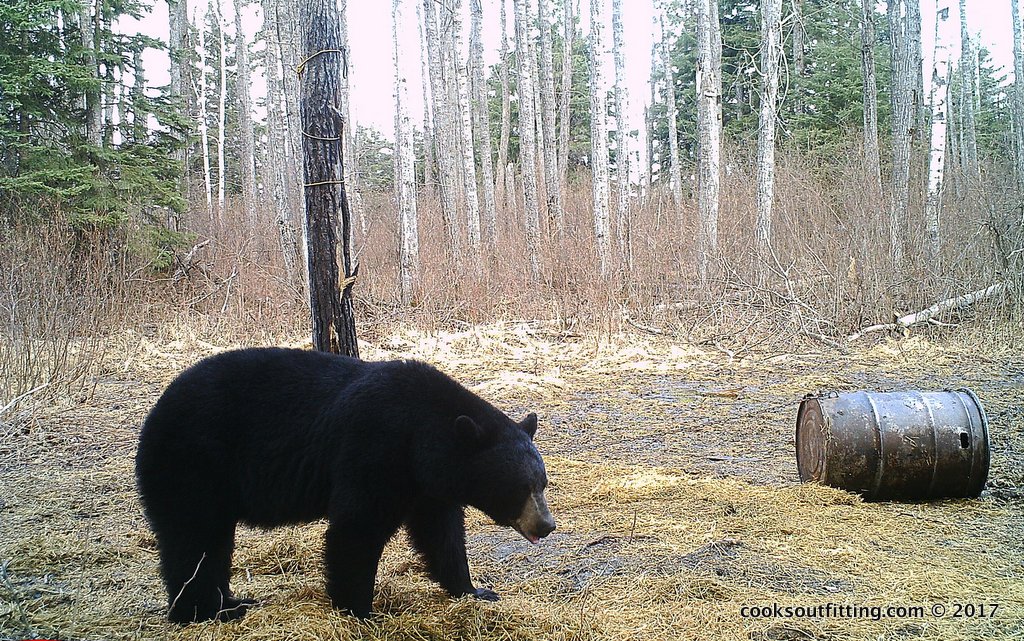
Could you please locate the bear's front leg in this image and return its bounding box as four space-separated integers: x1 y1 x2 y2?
323 521 393 618
406 502 496 602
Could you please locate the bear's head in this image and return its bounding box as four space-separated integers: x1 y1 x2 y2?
456 412 556 544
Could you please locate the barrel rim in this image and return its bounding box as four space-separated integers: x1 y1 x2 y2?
953 387 991 497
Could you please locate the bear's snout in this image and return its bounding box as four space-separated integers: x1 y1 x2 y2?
512 491 556 544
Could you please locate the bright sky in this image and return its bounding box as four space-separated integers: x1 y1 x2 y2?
123 0 1016 142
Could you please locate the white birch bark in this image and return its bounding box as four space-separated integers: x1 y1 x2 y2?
338 0 363 238
417 2 435 195
1013 0 1024 188
611 0 630 266
195 3 213 218
924 0 953 260
470 0 498 252
696 0 722 284
451 2 481 259
393 0 420 304
215 0 228 218
422 0 461 259
514 0 542 279
497 0 512 212
755 0 782 277
589 0 610 276
538 0 563 233
558 0 574 190
659 12 682 210
957 0 978 181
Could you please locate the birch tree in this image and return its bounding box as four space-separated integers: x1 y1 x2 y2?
755 0 782 278
215 0 227 217
497 0 512 211
470 0 498 252
538 0 563 233
194 3 213 217
957 0 978 181
298 0 359 356
451 2 481 260
611 0 630 265
338 0 362 237
589 0 610 276
262 0 303 291
1012 0 1024 189
888 0 914 266
514 0 541 279
659 11 682 210
861 0 882 197
422 0 461 259
696 0 722 284
417 2 435 195
558 0 574 189
924 0 953 260
393 0 419 304
233 0 257 220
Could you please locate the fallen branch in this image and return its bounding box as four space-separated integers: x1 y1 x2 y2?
0 383 51 418
847 282 1007 342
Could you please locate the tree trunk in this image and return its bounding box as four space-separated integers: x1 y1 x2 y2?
394 0 420 305
298 0 359 356
696 0 722 285
538 0 563 234
215 0 228 219
338 0 363 239
275 0 308 261
1013 0 1024 188
558 0 574 191
861 0 882 197
957 0 978 182
589 0 610 276
659 12 682 210
755 0 782 278
612 0 630 267
888 0 914 266
195 4 213 218
470 0 498 253
791 0 805 114
497 0 512 213
261 0 302 293
168 0 188 179
233 0 257 223
417 1 435 196
132 49 147 143
84 0 102 146
514 0 542 280
924 0 953 261
422 0 461 261
451 1 481 261
908 0 926 141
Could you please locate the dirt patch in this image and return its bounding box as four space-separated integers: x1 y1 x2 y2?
1 325 1022 640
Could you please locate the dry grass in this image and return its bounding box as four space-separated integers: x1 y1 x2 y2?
2 323 1022 641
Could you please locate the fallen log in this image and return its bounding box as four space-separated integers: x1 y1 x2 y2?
847 282 1008 342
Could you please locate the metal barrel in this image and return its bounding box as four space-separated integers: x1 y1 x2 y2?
796 390 990 500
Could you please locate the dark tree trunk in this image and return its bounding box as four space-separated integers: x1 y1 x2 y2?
298 0 359 357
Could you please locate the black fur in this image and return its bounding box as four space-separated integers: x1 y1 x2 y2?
135 347 548 622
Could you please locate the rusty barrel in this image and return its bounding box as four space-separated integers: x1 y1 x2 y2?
796 390 990 500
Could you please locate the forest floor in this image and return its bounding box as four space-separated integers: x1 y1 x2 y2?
1 323 1022 641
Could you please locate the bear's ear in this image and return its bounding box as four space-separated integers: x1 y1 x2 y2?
455 415 486 445
520 412 538 439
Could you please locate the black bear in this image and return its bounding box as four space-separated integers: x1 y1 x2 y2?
135 347 555 623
